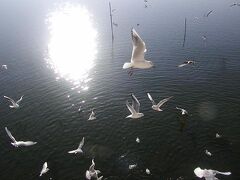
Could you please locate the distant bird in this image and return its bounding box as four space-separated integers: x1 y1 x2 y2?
129 164 137 169
126 94 144 119
146 168 151 174
136 137 140 143
194 167 231 180
40 162 49 176
113 22 118 27
5 127 37 147
202 35 207 41
205 149 212 156
4 95 23 109
230 3 240 7
78 106 82 112
216 133 222 138
178 60 194 67
68 137 85 154
86 159 101 180
147 93 172 111
137 23 140 26
123 29 154 70
205 10 213 17
2 65 7 69
176 107 188 115
88 110 96 120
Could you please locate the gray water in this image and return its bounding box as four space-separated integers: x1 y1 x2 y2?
0 0 240 179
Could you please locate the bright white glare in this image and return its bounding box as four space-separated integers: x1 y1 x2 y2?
46 3 97 89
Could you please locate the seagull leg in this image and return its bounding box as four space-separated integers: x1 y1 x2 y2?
128 68 133 76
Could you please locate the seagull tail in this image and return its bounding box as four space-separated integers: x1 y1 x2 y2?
123 62 133 69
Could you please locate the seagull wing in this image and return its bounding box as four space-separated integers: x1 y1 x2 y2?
126 100 136 114
16 96 23 104
131 93 140 113
131 28 146 62
23 141 37 146
5 127 17 143
216 171 231 175
78 137 85 149
178 63 187 67
147 93 156 105
206 10 213 17
4 96 15 104
157 96 172 108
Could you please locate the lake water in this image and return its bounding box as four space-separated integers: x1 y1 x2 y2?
0 0 239 179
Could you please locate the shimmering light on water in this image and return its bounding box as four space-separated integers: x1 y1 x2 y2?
46 3 97 89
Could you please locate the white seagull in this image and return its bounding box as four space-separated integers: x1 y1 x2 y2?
126 94 144 119
5 127 37 147
176 107 188 115
129 164 137 170
147 93 172 111
123 28 154 69
40 162 49 176
4 95 23 108
194 167 231 180
2 65 7 69
216 133 222 138
68 137 85 154
136 137 140 143
88 110 96 120
85 159 101 180
146 168 151 174
178 60 194 67
205 149 212 156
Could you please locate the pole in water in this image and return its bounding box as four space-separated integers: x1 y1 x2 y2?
109 2 114 41
182 18 187 47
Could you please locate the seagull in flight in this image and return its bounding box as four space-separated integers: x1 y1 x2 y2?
176 107 188 115
126 94 144 119
85 159 101 180
88 110 96 120
178 60 194 67
194 167 231 180
123 29 154 71
147 93 172 111
5 127 37 147
204 10 213 17
40 162 49 176
4 95 23 108
68 137 85 154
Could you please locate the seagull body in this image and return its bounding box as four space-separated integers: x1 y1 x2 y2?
136 137 140 143
176 107 188 115
194 167 231 180
40 162 49 176
147 93 172 111
5 127 37 147
129 164 137 169
4 95 23 108
178 60 194 67
123 29 154 69
88 110 96 120
146 168 151 174
126 94 144 119
85 159 101 180
216 133 222 138
2 65 7 69
205 150 212 156
68 137 84 154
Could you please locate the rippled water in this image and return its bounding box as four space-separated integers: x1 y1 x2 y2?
0 0 239 179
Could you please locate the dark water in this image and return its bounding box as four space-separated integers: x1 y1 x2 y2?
0 0 240 179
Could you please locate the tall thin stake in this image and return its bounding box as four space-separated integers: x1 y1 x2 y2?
182 18 187 47
109 2 114 41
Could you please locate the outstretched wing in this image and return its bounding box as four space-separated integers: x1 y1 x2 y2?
4 96 15 104
131 93 140 113
16 95 23 104
178 63 187 67
126 100 136 114
157 96 173 108
131 28 146 62
147 93 156 105
5 127 17 143
78 137 85 149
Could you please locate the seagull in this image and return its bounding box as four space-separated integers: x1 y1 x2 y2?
126 93 144 119
40 162 49 176
205 149 212 156
204 10 213 17
147 93 172 111
202 35 207 41
88 110 96 120
5 127 37 147
85 159 101 180
68 137 85 154
136 137 140 143
178 60 194 67
216 133 222 138
4 95 23 108
194 167 231 180
2 65 7 69
129 164 137 169
176 107 188 115
123 29 154 70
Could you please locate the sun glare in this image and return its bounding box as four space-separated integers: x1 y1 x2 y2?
46 3 97 90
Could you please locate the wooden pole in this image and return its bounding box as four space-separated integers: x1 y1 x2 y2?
109 2 114 41
182 18 187 47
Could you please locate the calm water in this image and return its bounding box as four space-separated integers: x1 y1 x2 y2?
0 0 240 179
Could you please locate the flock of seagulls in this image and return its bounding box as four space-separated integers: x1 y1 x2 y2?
1 0 236 179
